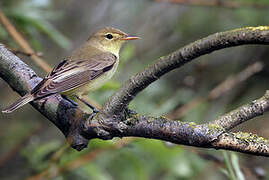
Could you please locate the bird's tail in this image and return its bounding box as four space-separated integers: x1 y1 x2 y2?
2 94 34 113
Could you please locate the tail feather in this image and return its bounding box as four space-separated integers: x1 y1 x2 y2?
2 94 34 113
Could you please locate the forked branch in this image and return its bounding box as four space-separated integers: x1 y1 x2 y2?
1 26 269 156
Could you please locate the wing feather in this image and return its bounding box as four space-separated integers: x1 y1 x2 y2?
31 53 117 98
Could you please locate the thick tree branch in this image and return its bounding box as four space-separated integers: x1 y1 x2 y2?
102 26 269 117
1 26 269 156
0 44 90 150
83 107 269 156
213 132 269 156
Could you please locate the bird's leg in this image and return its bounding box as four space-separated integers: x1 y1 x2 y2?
75 96 99 118
61 94 78 106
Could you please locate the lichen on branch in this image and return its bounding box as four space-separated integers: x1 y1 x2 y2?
1 26 269 156
102 26 269 117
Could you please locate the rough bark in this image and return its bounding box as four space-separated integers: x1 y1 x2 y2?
1 26 269 156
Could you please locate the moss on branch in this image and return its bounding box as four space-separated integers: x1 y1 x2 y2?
1 26 269 156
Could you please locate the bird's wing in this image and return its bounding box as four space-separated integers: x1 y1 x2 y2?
31 53 117 98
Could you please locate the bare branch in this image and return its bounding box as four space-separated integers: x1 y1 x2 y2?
0 10 52 72
103 26 269 117
83 107 269 156
1 26 269 156
213 132 269 156
0 44 90 150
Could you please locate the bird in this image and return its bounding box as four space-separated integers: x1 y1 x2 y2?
2 27 139 114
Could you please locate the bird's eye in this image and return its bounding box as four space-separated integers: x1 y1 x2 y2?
106 34 113 39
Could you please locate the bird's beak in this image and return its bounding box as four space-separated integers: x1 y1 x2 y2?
121 35 140 40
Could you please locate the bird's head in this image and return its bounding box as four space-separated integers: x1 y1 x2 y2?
88 27 139 56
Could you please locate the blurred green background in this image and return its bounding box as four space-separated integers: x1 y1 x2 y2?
0 0 269 179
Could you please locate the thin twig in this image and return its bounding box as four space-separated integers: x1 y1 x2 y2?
0 10 52 72
167 61 264 119
6 46 43 57
209 61 264 100
212 90 269 131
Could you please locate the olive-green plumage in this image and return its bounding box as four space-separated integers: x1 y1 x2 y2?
2 27 139 113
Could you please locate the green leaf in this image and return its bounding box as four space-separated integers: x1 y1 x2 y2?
222 151 236 180
231 153 245 180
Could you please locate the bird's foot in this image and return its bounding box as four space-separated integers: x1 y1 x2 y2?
75 95 99 113
88 112 97 120
62 95 78 107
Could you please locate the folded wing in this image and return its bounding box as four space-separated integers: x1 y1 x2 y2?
31 53 117 98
